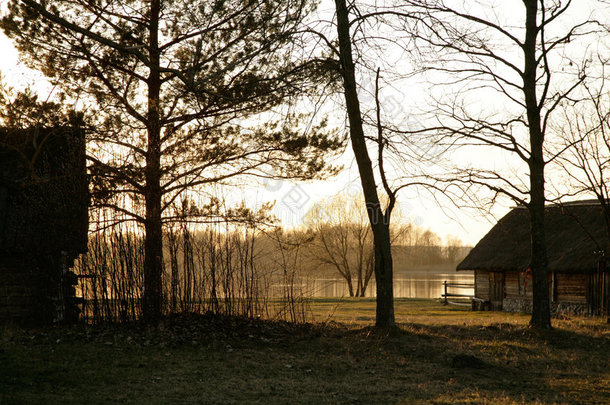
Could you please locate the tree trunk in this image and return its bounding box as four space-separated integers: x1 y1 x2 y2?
356 251 364 297
373 223 394 326
346 273 355 297
523 0 551 329
169 233 179 313
528 188 551 328
334 0 394 327
142 0 164 323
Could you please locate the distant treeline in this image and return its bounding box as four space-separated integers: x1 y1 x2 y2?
392 245 472 269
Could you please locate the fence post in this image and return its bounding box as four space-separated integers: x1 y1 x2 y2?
443 280 448 305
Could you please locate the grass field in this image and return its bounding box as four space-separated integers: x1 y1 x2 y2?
1 299 609 404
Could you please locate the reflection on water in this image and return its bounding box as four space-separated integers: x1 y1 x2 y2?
301 272 474 299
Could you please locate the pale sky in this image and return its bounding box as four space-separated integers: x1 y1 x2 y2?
0 2 557 246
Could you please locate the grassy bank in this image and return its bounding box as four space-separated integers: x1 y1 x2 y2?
1 299 608 404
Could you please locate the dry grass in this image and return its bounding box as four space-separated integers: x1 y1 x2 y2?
309 298 527 325
1 299 609 404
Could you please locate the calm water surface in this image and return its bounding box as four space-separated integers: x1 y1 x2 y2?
300 272 474 299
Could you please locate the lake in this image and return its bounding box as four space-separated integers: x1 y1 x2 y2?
297 272 474 299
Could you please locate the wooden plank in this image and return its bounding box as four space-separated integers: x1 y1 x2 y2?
490 271 504 305
556 273 587 303
505 272 520 298
475 270 490 299
558 295 587 303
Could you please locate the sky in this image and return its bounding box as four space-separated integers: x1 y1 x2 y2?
230 153 502 246
0 2 546 246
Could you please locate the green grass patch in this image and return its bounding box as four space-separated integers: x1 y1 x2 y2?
1 299 608 404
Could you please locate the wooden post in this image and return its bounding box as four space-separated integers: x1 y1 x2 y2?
443 280 448 305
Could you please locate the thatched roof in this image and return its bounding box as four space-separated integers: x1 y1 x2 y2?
457 201 609 273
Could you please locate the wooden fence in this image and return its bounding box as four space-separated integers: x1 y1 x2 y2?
441 281 474 306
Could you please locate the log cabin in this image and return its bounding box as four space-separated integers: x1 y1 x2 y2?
457 201 610 316
0 127 88 325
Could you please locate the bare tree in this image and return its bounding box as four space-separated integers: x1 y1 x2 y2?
299 0 442 327
262 227 313 323
444 235 467 266
330 0 406 328
304 193 374 297
554 57 610 321
555 61 610 241
2 0 343 322
304 191 421 297
399 0 605 329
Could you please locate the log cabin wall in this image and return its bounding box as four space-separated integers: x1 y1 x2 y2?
489 272 504 310
0 127 88 325
500 271 521 312
473 269 589 314
504 271 520 299
503 271 587 314
556 273 587 303
0 255 60 325
474 270 490 300
0 256 34 322
587 268 609 316
502 271 531 312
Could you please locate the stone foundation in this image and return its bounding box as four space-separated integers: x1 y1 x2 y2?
552 301 588 316
502 298 531 313
501 297 587 315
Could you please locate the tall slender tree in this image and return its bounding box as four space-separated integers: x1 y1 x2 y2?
2 0 342 322
303 0 429 327
333 0 397 327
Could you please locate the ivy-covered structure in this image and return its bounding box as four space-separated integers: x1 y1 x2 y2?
0 127 88 325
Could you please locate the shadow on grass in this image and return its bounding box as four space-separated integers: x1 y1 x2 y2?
1 311 608 404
